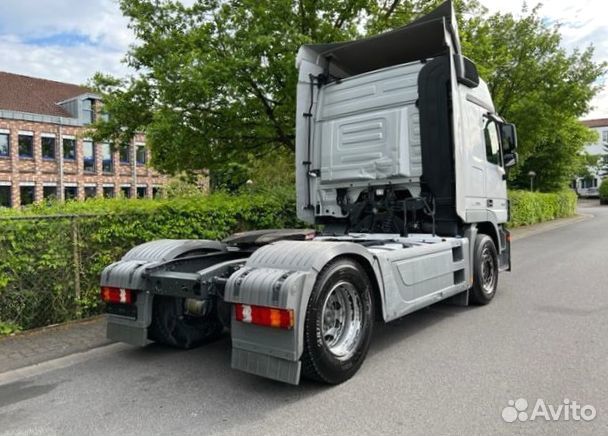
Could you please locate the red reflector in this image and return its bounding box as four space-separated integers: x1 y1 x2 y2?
304 230 316 240
235 304 294 329
101 286 134 304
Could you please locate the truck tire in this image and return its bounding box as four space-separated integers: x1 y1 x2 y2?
469 234 498 305
149 296 224 349
301 258 374 384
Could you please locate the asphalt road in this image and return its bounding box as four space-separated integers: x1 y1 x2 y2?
1 204 607 436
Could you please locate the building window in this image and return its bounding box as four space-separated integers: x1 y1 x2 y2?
136 145 146 165
152 187 162 199
136 186 147 198
82 98 95 124
103 186 115 198
581 177 598 189
602 130 608 145
64 186 78 200
121 186 131 198
84 186 97 199
0 133 9 157
43 186 57 200
18 133 34 158
83 140 95 173
63 138 76 160
0 186 10 207
119 144 130 164
41 136 56 160
20 185 35 205
101 143 113 173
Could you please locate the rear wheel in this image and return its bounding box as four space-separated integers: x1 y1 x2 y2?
301 258 374 384
149 296 224 349
469 234 498 305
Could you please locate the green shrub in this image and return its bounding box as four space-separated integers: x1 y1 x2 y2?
599 179 608 204
0 321 21 335
508 189 577 227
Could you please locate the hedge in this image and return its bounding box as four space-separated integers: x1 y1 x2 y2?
508 189 577 227
600 180 608 204
0 189 298 333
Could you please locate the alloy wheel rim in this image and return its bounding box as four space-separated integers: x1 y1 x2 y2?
480 246 496 294
320 281 363 360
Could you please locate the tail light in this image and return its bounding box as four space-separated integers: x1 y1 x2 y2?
234 304 294 330
101 286 134 304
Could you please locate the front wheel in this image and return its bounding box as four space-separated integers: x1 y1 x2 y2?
469 234 499 305
301 258 374 384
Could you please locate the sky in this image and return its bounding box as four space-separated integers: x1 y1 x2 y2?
0 0 606 118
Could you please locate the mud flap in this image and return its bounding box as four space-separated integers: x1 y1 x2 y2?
232 348 301 385
498 228 511 272
226 265 310 384
107 321 149 346
443 289 469 306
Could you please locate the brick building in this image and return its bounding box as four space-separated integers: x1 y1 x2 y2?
0 71 169 207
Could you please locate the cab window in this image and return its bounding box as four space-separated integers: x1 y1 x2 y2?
484 117 502 166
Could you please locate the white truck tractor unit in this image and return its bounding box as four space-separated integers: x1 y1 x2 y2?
100 1 518 385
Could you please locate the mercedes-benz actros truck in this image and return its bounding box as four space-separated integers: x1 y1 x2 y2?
100 1 518 385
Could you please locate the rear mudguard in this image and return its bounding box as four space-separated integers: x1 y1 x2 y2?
100 239 226 345
224 240 384 385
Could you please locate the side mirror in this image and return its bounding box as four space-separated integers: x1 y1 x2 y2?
504 151 518 169
500 123 518 153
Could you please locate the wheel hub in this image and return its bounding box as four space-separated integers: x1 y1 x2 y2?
320 281 363 360
480 246 496 293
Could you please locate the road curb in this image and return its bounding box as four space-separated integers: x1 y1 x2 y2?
510 213 592 241
0 342 127 386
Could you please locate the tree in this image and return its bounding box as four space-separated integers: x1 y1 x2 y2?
574 151 601 181
459 5 605 190
90 0 605 192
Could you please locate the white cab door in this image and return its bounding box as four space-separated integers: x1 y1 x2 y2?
483 117 508 222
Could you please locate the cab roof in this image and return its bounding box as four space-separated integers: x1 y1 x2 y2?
298 1 461 77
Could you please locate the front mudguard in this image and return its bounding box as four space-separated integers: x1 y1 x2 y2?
224 240 382 384
100 239 225 346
